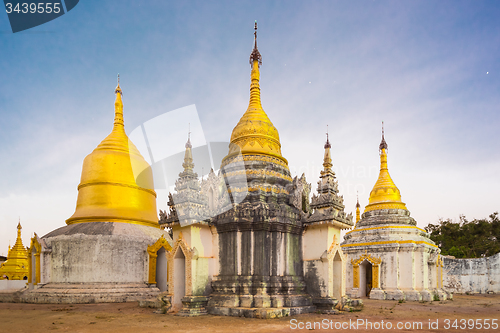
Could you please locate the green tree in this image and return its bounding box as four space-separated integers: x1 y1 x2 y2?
425 212 499 258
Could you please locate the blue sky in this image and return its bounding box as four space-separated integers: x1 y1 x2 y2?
0 1 499 254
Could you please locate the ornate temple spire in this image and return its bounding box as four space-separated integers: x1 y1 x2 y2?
224 21 286 164
308 130 353 227
0 221 29 280
316 131 339 196
355 195 360 223
180 130 196 179
10 221 26 258
165 129 208 226
325 125 331 148
113 74 124 132
249 21 262 67
321 126 333 176
93 76 140 154
364 124 407 213
379 121 387 151
248 21 263 112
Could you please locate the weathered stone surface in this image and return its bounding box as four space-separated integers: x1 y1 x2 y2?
177 296 209 316
443 253 500 294
43 222 115 238
6 283 160 304
41 223 171 284
208 157 314 316
208 305 316 318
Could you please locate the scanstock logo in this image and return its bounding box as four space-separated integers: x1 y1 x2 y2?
3 0 79 33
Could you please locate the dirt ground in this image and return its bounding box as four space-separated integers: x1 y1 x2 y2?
0 294 499 333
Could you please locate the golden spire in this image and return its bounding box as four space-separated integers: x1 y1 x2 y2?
66 78 159 228
364 123 407 212
92 75 134 154
225 21 286 164
355 194 360 223
0 221 28 280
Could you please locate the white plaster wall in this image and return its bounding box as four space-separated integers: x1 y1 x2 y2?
345 253 354 292
45 234 149 283
332 253 343 299
443 253 500 294
41 251 51 284
191 225 213 257
380 251 398 290
414 250 427 290
193 257 211 296
0 280 27 290
303 225 340 260
172 225 191 246
398 248 415 290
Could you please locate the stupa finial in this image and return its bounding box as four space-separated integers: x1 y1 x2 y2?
115 73 122 95
250 21 262 66
186 123 192 149
379 121 388 151
325 125 331 149
355 193 361 223
113 76 124 130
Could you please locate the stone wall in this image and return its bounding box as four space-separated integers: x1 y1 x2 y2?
45 234 150 283
0 280 27 290
443 253 500 294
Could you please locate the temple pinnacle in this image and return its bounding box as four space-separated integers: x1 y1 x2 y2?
355 193 361 223
186 125 192 149
325 125 331 149
379 121 387 151
365 124 407 213
250 21 262 66
115 74 122 95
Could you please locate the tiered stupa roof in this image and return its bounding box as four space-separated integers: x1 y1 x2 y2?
0 222 28 280
224 22 286 165
364 125 407 213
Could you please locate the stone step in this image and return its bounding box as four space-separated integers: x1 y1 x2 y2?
15 283 161 304
207 305 316 319
34 283 151 289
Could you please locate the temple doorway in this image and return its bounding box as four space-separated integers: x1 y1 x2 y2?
359 260 373 297
332 251 342 300
173 249 186 310
155 247 168 292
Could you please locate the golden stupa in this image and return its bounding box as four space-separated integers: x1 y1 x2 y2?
224 22 287 166
66 79 159 227
364 127 407 212
0 222 28 280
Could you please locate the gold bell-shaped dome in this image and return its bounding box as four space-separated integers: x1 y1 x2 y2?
364 127 407 213
225 22 287 165
66 80 159 228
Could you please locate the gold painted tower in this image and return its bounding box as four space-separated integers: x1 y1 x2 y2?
0 222 28 280
364 127 407 212
66 80 158 227
223 23 287 166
